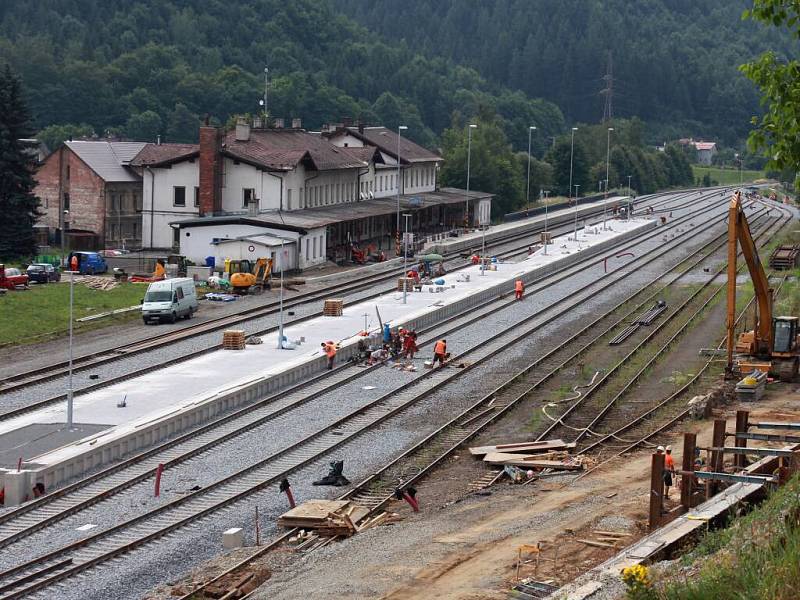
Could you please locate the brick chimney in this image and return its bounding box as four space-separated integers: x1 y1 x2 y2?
199 126 223 217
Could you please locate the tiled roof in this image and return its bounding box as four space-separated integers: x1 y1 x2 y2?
131 143 199 167
345 127 442 164
224 129 368 171
66 141 146 182
693 142 716 151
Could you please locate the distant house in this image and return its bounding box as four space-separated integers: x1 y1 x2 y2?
677 138 718 165
35 141 146 250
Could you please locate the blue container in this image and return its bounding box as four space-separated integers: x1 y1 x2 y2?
205 256 215 268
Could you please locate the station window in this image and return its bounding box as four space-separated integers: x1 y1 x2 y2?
313 236 317 259
243 188 256 208
173 186 186 207
287 188 292 210
194 187 200 207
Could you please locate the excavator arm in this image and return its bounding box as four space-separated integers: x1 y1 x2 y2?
726 191 773 371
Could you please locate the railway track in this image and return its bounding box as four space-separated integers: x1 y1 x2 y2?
0 190 753 598
2 194 664 396
0 189 732 422
536 205 790 450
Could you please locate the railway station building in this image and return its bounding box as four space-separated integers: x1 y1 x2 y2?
32 120 492 269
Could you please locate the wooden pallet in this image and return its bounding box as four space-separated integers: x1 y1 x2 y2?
769 244 800 270
323 298 344 316
397 277 415 292
222 329 246 350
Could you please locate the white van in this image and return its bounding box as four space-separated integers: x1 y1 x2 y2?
141 278 198 324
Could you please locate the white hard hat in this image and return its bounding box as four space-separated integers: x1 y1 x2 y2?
665 445 672 452
656 446 665 452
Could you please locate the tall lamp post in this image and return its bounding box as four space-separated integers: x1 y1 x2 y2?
573 184 581 241
526 125 537 213
569 127 578 239
66 266 75 428
627 175 633 220
604 127 614 230
402 213 412 304
464 123 477 229
396 125 408 251
543 190 551 255
276 238 286 349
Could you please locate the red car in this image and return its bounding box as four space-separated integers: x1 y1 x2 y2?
0 264 29 289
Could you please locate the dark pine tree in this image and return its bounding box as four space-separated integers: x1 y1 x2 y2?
0 64 41 259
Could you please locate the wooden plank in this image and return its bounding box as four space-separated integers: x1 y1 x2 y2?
469 439 572 456
577 538 616 548
483 454 582 470
483 451 568 464
592 531 630 537
278 500 351 523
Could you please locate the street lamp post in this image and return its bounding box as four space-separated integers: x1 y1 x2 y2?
402 213 412 303
543 190 551 255
627 175 633 220
61 209 69 269
396 125 408 252
465 124 477 229
277 238 285 349
568 126 578 232
66 266 75 428
573 184 581 241
604 127 614 230
526 126 536 213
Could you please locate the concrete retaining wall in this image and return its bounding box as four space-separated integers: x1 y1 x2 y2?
9 219 654 497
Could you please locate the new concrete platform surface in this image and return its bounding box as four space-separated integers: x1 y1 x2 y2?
0 216 654 499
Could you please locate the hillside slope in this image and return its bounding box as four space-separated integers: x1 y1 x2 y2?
333 0 800 144
0 0 563 147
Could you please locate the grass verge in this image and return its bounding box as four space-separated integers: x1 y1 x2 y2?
692 165 765 185
0 280 146 346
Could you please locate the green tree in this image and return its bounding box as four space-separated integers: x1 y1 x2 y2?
166 103 199 143
0 64 41 258
440 115 524 219
741 1 800 186
125 110 162 141
545 136 590 197
37 123 95 151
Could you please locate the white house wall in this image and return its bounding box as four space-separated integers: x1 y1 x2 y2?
142 162 200 249
179 223 327 271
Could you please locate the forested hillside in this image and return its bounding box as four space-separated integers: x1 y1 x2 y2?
333 0 799 145
0 0 563 149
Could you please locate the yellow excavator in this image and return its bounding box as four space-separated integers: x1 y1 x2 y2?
226 257 273 293
726 191 799 380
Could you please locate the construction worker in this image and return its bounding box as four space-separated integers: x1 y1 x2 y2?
664 445 675 499
403 331 418 360
514 279 525 301
154 259 166 280
433 339 447 368
69 254 78 272
321 341 337 370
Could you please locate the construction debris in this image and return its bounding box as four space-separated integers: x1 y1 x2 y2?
484 453 582 470
222 330 246 350
608 300 667 345
278 500 398 538
80 275 118 291
736 370 767 402
468 439 574 456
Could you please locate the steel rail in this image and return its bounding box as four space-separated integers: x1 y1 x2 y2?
0 193 743 598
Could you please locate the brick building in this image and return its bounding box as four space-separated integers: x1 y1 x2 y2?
35 141 146 250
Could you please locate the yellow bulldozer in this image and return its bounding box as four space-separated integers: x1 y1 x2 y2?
226 257 273 293
726 191 799 380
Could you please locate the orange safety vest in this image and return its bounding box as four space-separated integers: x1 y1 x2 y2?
515 280 524 292
434 340 446 355
324 343 337 358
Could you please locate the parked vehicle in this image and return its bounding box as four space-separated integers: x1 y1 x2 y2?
141 278 198 324
26 263 61 283
0 265 29 289
68 251 108 275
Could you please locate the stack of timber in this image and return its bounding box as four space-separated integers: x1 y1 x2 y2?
469 439 584 472
577 529 631 549
278 500 376 537
397 277 415 292
222 329 246 350
769 244 800 270
323 298 344 316
81 275 118 291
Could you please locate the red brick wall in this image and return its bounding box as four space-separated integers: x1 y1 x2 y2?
199 126 222 216
34 147 107 245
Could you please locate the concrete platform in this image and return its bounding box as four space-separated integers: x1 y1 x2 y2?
0 217 654 498
425 196 629 255
0 423 111 469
